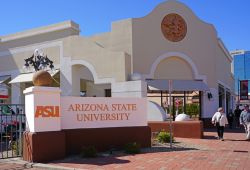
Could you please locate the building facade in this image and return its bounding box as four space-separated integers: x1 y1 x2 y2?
231 50 250 104
0 1 234 121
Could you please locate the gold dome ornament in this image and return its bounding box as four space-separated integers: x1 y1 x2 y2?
32 70 53 86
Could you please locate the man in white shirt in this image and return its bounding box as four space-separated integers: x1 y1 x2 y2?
240 104 250 140
212 107 228 141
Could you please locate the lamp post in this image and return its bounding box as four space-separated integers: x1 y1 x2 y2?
23 49 54 72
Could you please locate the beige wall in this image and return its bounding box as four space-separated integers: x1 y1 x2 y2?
90 19 133 57
63 36 131 82
89 32 112 49
215 43 234 90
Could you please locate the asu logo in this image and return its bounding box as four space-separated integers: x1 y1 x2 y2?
35 106 60 118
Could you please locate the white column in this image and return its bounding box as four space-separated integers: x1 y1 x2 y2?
71 65 80 96
202 88 218 118
60 56 73 96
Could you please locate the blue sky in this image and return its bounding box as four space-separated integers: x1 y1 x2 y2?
0 0 249 51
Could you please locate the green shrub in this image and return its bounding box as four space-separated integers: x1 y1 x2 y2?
186 103 199 117
124 142 141 154
80 145 97 158
157 131 174 143
11 141 19 155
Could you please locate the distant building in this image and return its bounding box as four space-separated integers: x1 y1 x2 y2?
231 50 250 103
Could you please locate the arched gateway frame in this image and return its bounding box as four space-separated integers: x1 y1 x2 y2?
71 62 111 97
144 52 209 120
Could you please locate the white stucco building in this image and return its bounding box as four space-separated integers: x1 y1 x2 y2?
0 0 234 122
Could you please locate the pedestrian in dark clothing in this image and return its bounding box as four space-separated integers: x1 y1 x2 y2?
234 106 242 128
227 109 234 129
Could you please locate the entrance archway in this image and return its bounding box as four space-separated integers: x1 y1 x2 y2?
146 52 207 120
71 64 111 97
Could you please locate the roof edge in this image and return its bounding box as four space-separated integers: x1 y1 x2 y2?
1 20 80 42
218 38 232 62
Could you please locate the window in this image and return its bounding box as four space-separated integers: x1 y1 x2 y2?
105 89 111 97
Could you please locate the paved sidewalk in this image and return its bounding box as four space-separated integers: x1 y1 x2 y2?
1 128 250 170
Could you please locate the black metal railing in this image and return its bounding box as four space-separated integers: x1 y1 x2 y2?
0 104 25 159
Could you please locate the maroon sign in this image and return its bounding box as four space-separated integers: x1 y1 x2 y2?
240 80 248 100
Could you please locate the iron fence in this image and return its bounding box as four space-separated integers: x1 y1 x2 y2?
0 104 25 159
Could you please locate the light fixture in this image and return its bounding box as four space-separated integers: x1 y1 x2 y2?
23 49 54 72
207 92 213 100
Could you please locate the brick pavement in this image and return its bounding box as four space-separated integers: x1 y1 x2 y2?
1 128 249 170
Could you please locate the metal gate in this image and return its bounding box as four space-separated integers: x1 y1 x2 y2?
0 104 25 159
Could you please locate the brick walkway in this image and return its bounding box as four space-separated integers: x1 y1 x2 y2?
1 128 250 170
49 128 250 170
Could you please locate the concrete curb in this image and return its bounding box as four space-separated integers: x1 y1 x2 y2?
31 163 79 170
0 157 84 170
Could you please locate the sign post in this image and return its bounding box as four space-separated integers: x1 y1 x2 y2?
168 80 173 149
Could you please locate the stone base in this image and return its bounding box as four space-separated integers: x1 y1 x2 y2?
148 121 203 139
63 126 151 155
23 126 151 162
23 131 66 163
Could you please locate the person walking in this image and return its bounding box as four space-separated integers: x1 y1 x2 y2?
227 109 234 129
240 104 250 140
234 105 242 128
212 107 228 141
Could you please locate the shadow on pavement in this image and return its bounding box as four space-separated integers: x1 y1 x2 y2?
202 135 217 140
205 128 245 134
51 155 130 166
225 139 249 142
141 146 199 153
51 144 200 167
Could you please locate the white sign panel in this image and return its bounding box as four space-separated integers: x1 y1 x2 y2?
61 97 147 129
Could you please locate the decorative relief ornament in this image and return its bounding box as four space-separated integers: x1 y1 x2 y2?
161 13 187 42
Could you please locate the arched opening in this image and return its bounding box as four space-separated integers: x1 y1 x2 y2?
71 64 111 97
147 55 208 120
154 56 193 80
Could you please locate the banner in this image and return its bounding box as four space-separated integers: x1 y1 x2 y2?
240 80 248 100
